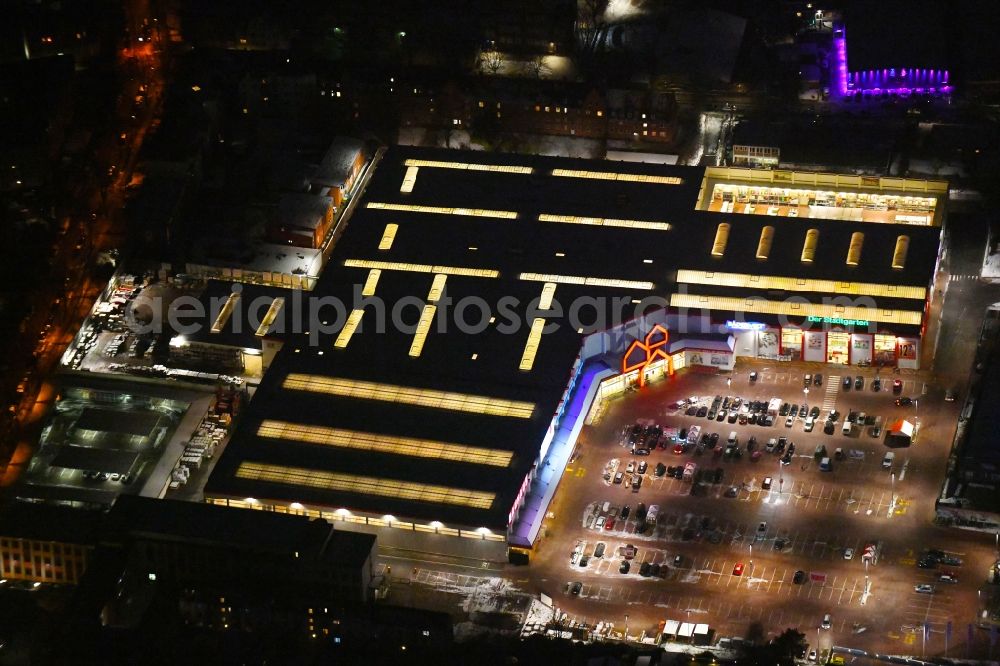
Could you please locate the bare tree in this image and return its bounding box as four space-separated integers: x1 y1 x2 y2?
526 55 550 79
482 49 505 75
578 0 608 30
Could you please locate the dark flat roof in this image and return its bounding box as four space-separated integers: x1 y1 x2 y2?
73 408 162 438
961 312 1000 466
0 502 103 544
51 446 139 475
105 496 375 567
205 146 944 530
184 280 294 350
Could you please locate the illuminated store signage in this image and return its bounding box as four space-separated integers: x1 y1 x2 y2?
807 316 870 327
622 324 675 388
726 321 767 331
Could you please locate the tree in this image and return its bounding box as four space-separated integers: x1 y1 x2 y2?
482 49 505 75
739 627 807 665
525 55 550 79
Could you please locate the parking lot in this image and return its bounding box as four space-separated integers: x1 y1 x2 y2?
528 362 998 658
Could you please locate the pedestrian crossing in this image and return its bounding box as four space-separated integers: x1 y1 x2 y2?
948 274 978 282
822 376 840 412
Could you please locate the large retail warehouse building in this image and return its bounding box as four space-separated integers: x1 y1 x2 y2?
204 147 947 559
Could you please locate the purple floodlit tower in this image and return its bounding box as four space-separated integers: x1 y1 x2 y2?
833 21 952 100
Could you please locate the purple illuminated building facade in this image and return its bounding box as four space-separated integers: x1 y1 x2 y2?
832 24 952 100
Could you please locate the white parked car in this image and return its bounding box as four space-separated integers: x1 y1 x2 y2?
843 548 854 560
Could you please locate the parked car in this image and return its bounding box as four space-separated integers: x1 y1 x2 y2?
732 562 745 576
614 472 624 484
724 485 739 497
855 375 864 390
655 462 667 477
762 476 772 490
843 376 852 390
793 570 807 584
893 379 903 394
895 397 912 406
843 548 854 560
814 373 822 386
749 371 758 382
872 378 882 392
619 560 630 574
914 584 935 594
594 542 606 558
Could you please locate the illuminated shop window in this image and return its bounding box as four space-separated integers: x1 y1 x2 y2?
846 232 864 266
712 223 730 257
211 292 240 333
282 374 536 418
675 269 926 300
400 167 419 193
403 158 533 174
361 269 381 296
344 259 499 278
255 298 285 337
257 419 513 467
892 235 910 270
379 224 399 250
801 229 819 263
756 226 774 260
669 294 922 326
538 213 671 231
235 462 496 509
426 274 447 302
366 202 518 219
519 318 545 371
333 309 365 349
538 283 557 310
408 305 437 357
551 168 682 185
518 273 654 290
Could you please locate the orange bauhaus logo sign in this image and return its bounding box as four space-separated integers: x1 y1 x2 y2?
621 324 675 388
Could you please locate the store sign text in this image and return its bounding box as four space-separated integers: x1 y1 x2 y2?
807 316 870 327
726 320 767 331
